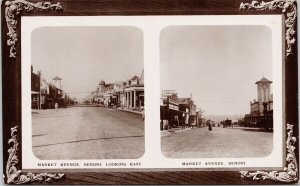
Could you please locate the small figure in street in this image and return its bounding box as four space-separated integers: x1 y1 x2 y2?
163 120 169 130
141 106 145 120
182 113 185 129
184 113 189 129
55 102 59 111
207 120 212 131
108 99 111 108
174 116 179 127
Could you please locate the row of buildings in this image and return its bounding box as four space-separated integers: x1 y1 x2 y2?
160 90 205 130
244 77 273 129
159 77 273 131
31 66 74 109
89 70 144 111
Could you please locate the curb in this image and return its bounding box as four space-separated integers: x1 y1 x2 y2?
174 128 192 133
116 108 142 116
161 131 171 137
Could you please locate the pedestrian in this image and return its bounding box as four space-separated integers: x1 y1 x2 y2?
163 119 169 130
174 116 179 127
141 106 145 120
185 113 189 129
55 102 58 111
207 120 212 131
108 99 111 108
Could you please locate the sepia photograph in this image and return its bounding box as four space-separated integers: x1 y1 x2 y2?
160 25 274 158
2 0 298 183
31 26 145 159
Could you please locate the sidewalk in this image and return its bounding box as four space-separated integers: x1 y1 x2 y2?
116 107 142 115
161 130 171 137
31 108 74 116
32 109 40 114
174 127 192 133
224 126 273 132
161 127 193 137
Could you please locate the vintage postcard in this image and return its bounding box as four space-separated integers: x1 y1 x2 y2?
1 0 298 184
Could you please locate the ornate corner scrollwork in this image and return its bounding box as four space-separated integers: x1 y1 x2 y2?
5 0 63 58
240 123 298 183
240 0 297 56
6 126 64 184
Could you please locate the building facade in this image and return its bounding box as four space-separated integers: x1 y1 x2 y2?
124 70 144 110
31 67 41 109
31 66 71 109
93 70 144 110
247 77 273 129
160 91 180 130
160 90 199 130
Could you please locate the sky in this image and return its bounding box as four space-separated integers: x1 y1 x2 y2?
160 25 273 115
32 26 144 99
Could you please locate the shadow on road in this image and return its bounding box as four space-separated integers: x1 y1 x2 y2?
32 134 47 137
241 128 273 133
33 135 144 148
221 127 273 133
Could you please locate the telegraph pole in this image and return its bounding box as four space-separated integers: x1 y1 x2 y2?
38 71 42 110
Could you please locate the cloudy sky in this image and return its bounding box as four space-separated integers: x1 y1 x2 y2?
32 26 143 99
160 26 273 115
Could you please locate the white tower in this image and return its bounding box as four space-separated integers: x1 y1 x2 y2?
255 77 272 115
256 77 272 102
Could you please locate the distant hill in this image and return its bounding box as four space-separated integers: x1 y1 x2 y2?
203 115 244 122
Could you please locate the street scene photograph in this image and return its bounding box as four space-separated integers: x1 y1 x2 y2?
31 26 145 159
160 26 274 158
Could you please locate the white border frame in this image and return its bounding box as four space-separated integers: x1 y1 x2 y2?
21 15 283 170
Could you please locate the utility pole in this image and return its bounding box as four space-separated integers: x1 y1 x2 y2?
38 71 41 110
197 108 204 127
167 95 170 130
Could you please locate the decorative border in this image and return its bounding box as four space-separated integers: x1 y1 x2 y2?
4 0 64 183
240 0 298 182
5 0 62 58
240 123 298 183
240 0 297 56
5 126 65 184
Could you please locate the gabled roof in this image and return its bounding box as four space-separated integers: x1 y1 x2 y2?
99 80 105 85
114 81 125 85
48 83 63 91
53 76 62 81
255 77 272 84
178 98 191 104
130 75 139 81
104 83 114 88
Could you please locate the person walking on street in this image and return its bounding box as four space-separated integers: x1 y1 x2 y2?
141 106 145 120
182 113 185 129
185 113 189 129
207 120 212 131
55 102 59 111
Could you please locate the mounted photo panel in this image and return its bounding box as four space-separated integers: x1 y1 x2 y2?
1 0 298 184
